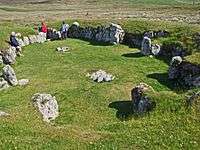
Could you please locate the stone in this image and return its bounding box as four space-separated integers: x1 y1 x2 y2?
151 44 161 55
141 36 152 55
18 79 29 86
0 78 9 90
2 65 18 86
32 93 59 122
36 32 46 43
56 47 70 52
89 70 115 83
28 35 37 44
0 111 10 117
16 38 25 47
2 47 17 64
0 55 3 64
23 36 30 46
122 32 143 48
168 56 200 87
131 83 155 113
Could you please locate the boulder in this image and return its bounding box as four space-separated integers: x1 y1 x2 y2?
23 36 30 46
2 47 17 64
141 36 152 55
28 35 37 44
168 56 200 87
18 79 29 86
131 83 155 113
56 47 70 52
123 32 143 48
89 70 115 83
16 38 25 47
2 65 18 86
0 55 3 64
32 93 59 122
36 32 46 43
151 44 161 56
0 78 9 90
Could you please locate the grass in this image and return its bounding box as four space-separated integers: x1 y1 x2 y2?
0 20 200 149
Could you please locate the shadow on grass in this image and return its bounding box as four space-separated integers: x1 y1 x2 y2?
109 100 134 121
121 52 144 58
88 40 114 46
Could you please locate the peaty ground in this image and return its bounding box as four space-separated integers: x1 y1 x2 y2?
0 20 200 149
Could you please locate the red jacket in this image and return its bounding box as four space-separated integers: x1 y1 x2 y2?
41 23 47 33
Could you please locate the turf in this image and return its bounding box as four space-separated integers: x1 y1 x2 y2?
0 20 200 149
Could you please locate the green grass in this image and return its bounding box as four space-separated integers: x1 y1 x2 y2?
0 20 200 149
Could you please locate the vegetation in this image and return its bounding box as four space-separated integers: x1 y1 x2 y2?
0 19 200 149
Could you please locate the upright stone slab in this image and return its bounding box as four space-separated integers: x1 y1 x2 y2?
2 65 18 86
2 47 17 64
141 36 152 55
29 35 37 44
23 36 30 46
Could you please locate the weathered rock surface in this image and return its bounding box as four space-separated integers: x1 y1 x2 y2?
23 36 30 46
123 32 143 48
16 38 25 47
2 47 17 64
144 30 170 38
151 44 161 56
131 83 155 113
28 35 37 44
0 78 9 90
68 22 125 44
168 56 200 87
2 65 18 86
88 70 115 83
18 79 29 86
141 36 152 55
32 93 59 122
36 32 47 43
0 55 3 64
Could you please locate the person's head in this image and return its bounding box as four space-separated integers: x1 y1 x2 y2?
11 32 16 36
41 22 46 26
62 21 65 25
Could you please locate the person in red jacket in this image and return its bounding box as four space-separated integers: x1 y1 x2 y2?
41 22 47 33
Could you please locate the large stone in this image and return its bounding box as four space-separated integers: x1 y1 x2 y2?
168 56 200 87
0 78 9 90
2 65 18 86
32 93 59 122
123 32 143 48
23 36 30 46
16 38 25 47
151 44 161 56
36 32 46 43
141 36 152 55
131 83 155 113
28 35 37 44
2 47 17 64
0 55 3 64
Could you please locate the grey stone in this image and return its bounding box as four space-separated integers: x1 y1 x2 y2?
18 79 29 86
32 93 59 122
0 78 9 90
131 83 155 113
16 38 25 47
36 32 46 43
0 55 3 64
23 36 30 46
2 47 17 64
56 47 70 52
141 36 152 55
89 70 115 83
28 35 37 44
151 44 161 56
2 65 18 86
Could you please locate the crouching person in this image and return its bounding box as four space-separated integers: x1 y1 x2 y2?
10 32 22 56
60 21 69 39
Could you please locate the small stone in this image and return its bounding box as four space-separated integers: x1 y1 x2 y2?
0 111 10 117
18 79 29 86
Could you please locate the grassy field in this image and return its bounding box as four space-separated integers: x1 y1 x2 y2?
0 20 200 149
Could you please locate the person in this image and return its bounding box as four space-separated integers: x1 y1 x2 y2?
41 22 47 33
9 32 22 56
60 21 69 39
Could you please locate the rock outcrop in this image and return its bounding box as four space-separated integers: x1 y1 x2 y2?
168 56 200 87
32 93 59 122
2 65 18 86
131 83 156 113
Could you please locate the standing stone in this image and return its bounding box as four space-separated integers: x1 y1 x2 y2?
32 93 59 122
151 44 161 56
0 78 9 90
23 36 30 46
0 55 3 64
16 38 25 47
2 65 18 86
2 47 17 64
131 83 155 113
28 35 37 44
141 36 152 55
